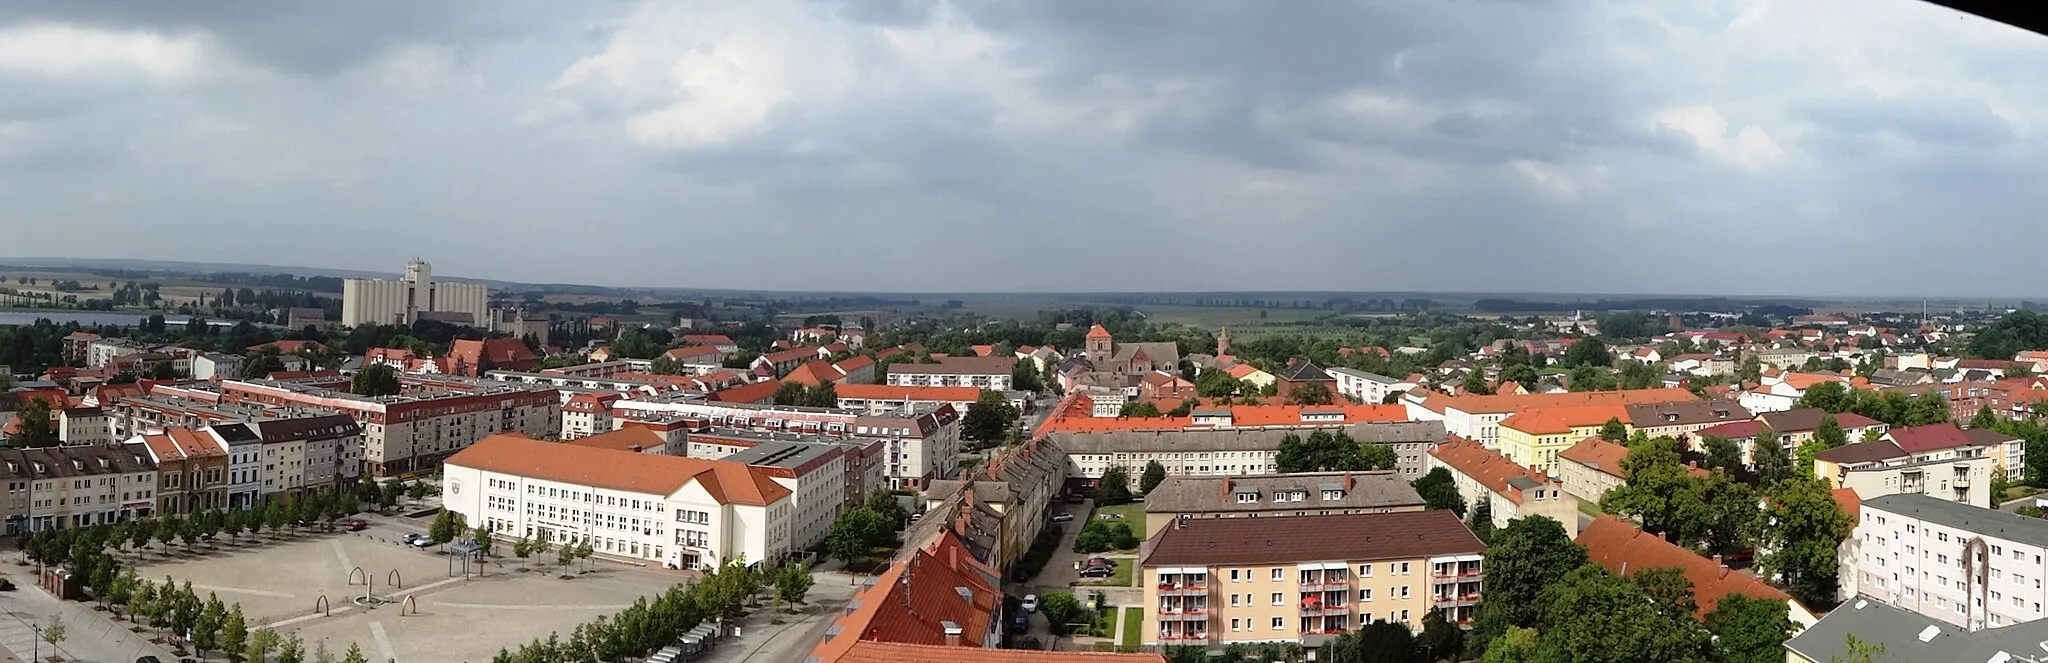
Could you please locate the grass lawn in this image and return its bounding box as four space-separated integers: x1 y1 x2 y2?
1578 498 1603 516
1074 559 1134 587
1092 502 1146 525
1120 607 1142 652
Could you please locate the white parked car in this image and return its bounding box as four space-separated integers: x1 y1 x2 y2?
1020 594 1039 613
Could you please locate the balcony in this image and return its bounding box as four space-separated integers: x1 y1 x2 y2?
1156 631 1211 643
1299 579 1349 592
1157 608 1208 621
1158 583 1208 596
1299 605 1351 618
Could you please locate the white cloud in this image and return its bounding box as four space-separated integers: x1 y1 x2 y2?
1649 105 1786 171
0 24 208 81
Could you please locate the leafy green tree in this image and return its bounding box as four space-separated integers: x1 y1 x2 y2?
1814 414 1848 449
351 363 401 396
245 628 280 663
1358 443 1398 471
774 562 814 612
1461 370 1494 395
1832 633 1887 663
1703 435 1744 474
1567 364 1618 391
276 634 305 663
1140 460 1168 494
9 396 58 448
1416 607 1466 663
1563 337 1611 368
1118 401 1164 418
960 389 1020 448
341 643 370 663
241 349 287 379
220 603 249 662
1194 370 1244 398
1618 360 1662 390
1535 565 1708 663
864 489 908 528
1707 593 1795 663
1752 427 1795 487
825 508 890 564
1478 626 1539 663
1501 363 1540 392
1289 381 1336 404
1010 359 1045 392
772 381 807 406
1276 430 1370 472
1094 466 1134 506
1598 418 1629 443
1038 592 1084 636
1466 516 1586 659
428 510 463 545
1628 566 1698 623
1412 467 1467 517
1758 477 1854 606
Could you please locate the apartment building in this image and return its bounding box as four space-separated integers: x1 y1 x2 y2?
561 391 623 440
610 396 958 490
1427 438 1581 537
443 433 795 570
1694 408 1890 466
1555 437 1711 505
1494 404 1629 476
885 356 1015 391
1401 388 1698 448
722 441 848 551
833 384 979 416
1814 424 1997 506
1139 471 1427 538
1139 510 1485 648
0 445 159 531
1055 422 1447 484
57 407 113 446
1324 368 1416 406
1622 399 1751 442
1784 598 2048 663
220 378 558 477
1963 428 2028 481
133 428 230 516
677 427 882 510
1854 493 2048 630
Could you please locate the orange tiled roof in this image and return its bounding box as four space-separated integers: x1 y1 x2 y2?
448 433 789 506
782 360 845 387
1085 324 1112 339
1226 363 1264 379
1426 437 1549 505
139 427 227 463
810 531 1001 662
662 345 722 360
1498 404 1631 435
1415 388 1698 415
564 427 667 453
1579 515 1793 621
1833 487 1861 524
707 380 780 404
835 355 876 372
1781 372 1849 390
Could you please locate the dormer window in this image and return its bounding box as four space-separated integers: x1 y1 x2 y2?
1323 490 1344 500
1236 491 1260 504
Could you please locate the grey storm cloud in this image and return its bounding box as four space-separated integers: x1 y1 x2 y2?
1 0 2045 297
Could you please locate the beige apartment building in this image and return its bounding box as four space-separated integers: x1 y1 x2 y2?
1139 471 1426 538
1140 510 1484 648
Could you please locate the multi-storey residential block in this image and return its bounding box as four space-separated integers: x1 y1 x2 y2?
1814 424 1996 506
886 356 1016 391
1783 596 2048 663
443 433 795 570
1054 422 1446 484
561 391 623 440
833 384 980 416
1139 471 1426 538
1694 408 1889 466
1 445 158 531
1494 404 1628 475
220 377 558 477
1139 510 1484 648
1325 368 1416 406
722 440 848 551
610 397 957 489
1964 427 2028 481
1555 437 1711 505
1427 438 1580 537
57 406 113 446
1854 493 2048 630
1401 388 1697 448
1622 399 1751 442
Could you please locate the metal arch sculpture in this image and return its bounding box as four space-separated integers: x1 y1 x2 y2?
315 594 331 617
348 566 367 586
388 569 403 589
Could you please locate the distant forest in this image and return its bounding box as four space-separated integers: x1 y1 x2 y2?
1470 298 1817 315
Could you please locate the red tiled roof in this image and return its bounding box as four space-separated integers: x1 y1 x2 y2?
1579 516 1793 621
1558 437 1709 480
449 433 788 506
835 355 875 372
1833 487 1861 524
1499 405 1630 435
448 338 538 371
1226 363 1265 379
683 334 735 347
782 360 846 387
1086 324 1112 339
707 380 779 404
1427 438 1548 505
1414 388 1698 415
662 345 722 360
761 346 822 364
139 427 228 463
564 427 666 453
810 531 1003 662
1886 423 1972 453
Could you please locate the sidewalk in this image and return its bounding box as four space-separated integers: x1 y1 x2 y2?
0 572 179 663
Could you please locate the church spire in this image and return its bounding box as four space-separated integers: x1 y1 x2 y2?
1216 326 1231 356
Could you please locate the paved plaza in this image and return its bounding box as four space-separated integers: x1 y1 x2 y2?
136 531 681 663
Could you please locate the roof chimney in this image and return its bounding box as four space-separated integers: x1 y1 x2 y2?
941 620 963 646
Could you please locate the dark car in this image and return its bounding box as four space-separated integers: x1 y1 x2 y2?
1009 613 1030 634
1079 566 1115 579
341 518 369 531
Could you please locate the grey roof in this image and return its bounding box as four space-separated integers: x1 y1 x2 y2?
1622 399 1750 428
1862 493 2048 548
722 440 841 470
924 479 1012 505
1054 421 1445 454
1784 597 2048 663
1278 360 1334 382
1143 471 1426 515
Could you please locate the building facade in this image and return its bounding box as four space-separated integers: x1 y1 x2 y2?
1 445 158 531
1140 510 1484 648
340 259 489 328
1139 472 1427 538
222 378 558 477
1854 493 2048 630
1427 438 1581 537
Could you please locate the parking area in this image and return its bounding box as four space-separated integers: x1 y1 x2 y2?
133 514 681 662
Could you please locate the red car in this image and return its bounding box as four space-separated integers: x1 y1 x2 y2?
341 519 369 531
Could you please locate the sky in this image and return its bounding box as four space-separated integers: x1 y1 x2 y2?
1 1 2045 297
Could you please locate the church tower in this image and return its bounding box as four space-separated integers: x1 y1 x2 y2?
1217 326 1232 356
1085 324 1114 358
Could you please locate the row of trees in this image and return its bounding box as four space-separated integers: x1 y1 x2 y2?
22 494 366 571
490 557 808 663
824 490 910 565
1795 381 1950 428
1274 431 1398 473
771 382 838 408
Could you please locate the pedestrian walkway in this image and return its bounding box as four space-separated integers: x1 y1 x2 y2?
0 580 180 662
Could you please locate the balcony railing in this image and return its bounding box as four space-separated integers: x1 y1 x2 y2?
1299 577 1351 591
1156 632 1211 642
1158 583 1208 596
1158 609 1207 621
1299 605 1350 617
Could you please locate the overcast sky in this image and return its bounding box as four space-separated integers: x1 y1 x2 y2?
2 1 2043 296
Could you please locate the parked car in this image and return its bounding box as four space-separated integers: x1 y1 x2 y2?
341 519 369 531
403 533 434 548
1050 513 1074 523
1063 494 1086 504
1079 566 1115 579
1009 613 1030 635
1021 594 1039 613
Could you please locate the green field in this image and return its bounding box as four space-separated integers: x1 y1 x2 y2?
1120 607 1142 652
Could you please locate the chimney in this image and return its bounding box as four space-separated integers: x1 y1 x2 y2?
1344 472 1354 491
1713 554 1726 569
1219 478 1231 500
941 620 963 646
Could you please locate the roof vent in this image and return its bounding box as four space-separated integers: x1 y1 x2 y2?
940 620 963 636
1854 599 1868 609
955 586 972 602
1919 625 1942 643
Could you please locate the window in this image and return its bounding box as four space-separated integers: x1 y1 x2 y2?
1400 609 1410 622
1231 594 1242 607
1358 589 1372 602
1272 568 1284 581
1272 617 1284 630
1271 593 1283 605
1400 562 1411 575
1360 564 1373 577
1230 619 1242 632
1230 570 1241 582
1400 586 1411 599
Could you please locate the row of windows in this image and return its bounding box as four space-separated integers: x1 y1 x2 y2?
1226 563 1410 582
